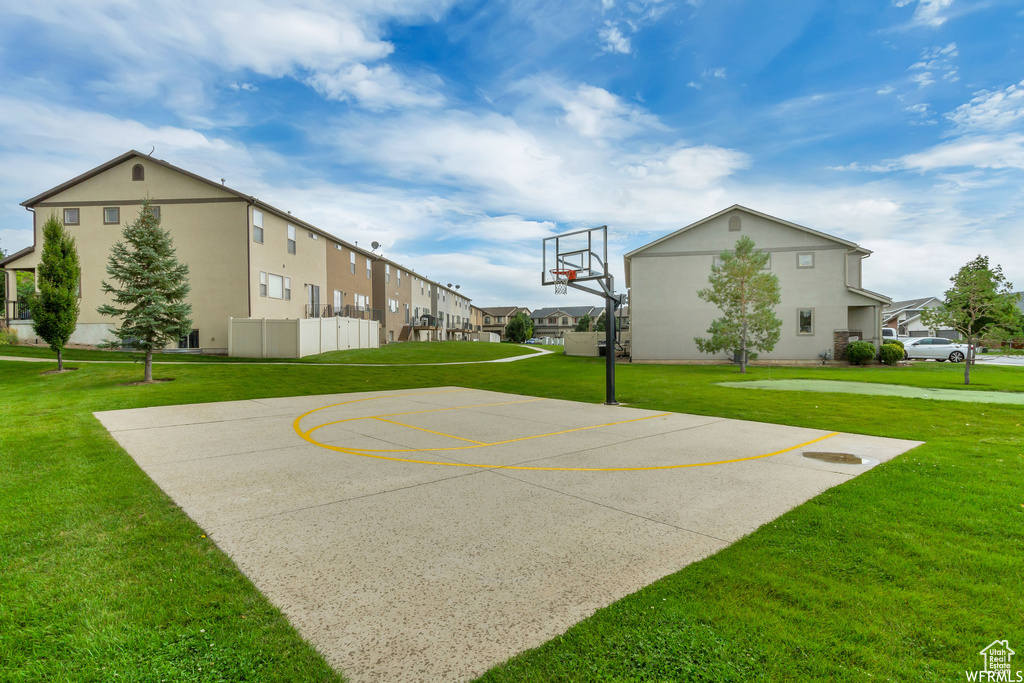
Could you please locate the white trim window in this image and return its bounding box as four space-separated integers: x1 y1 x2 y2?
334 290 342 311
269 273 284 299
284 277 291 301
350 251 356 274
386 264 391 283
366 258 371 279
259 271 267 297
253 209 264 243
797 252 814 268
287 225 296 255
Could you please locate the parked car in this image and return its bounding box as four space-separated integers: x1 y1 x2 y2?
881 328 914 344
903 337 971 362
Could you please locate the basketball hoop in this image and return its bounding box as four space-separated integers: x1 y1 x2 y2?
550 269 577 295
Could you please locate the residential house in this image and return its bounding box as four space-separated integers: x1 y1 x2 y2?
530 306 602 338
372 258 414 343
883 297 958 339
624 205 890 361
480 306 530 340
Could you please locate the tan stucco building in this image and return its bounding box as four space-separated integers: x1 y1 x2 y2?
625 205 890 362
1 150 473 353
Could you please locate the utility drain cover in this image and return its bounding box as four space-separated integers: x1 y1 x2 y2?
802 451 864 465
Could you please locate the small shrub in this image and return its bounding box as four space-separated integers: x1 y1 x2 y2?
0 324 17 346
880 343 904 365
846 340 876 365
886 339 904 350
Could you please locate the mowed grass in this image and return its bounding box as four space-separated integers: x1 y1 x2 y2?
0 340 536 364
1 347 1022 682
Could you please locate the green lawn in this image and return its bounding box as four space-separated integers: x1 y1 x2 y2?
0 340 537 364
2 349 1021 682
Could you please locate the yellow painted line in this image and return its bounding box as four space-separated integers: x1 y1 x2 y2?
302 396 547 435
292 392 840 472
371 417 487 445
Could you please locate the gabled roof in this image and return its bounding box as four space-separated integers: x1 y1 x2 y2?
19 150 380 263
884 296 940 313
0 245 35 268
481 306 528 317
531 306 600 318
624 204 871 286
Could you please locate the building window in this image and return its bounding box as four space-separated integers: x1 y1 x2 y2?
350 251 356 274
366 258 371 279
132 164 145 181
397 270 402 286
259 271 267 297
548 317 556 324
561 317 568 325
797 252 814 269
334 290 342 311
421 281 424 294
64 208 80 225
335 243 342 250
284 277 291 301
386 264 390 283
287 225 296 255
405 303 409 323
103 207 120 224
308 231 317 240
178 329 199 349
148 205 161 220
253 209 264 243
485 317 491 325
729 216 741 231
269 273 284 299
798 308 814 335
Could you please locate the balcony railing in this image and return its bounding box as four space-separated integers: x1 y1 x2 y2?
305 304 383 323
14 300 32 321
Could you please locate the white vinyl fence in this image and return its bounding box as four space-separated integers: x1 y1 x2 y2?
228 317 380 358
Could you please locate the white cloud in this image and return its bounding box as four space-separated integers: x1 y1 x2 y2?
911 0 955 27
558 84 664 139
900 135 1024 171
599 22 632 54
947 80 1024 133
0 0 455 112
908 43 958 88
702 67 727 79
895 0 955 28
307 64 445 110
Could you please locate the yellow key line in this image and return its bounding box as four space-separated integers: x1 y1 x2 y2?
291 392 840 471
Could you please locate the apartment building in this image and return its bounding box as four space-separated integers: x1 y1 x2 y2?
530 306 602 339
1 150 472 352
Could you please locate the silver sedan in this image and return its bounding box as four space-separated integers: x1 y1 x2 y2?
903 337 971 362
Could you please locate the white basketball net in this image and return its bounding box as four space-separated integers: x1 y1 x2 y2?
554 275 568 295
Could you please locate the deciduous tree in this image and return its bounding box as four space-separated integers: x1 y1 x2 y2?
29 214 81 371
97 201 192 382
574 312 592 332
921 255 1019 385
694 236 781 373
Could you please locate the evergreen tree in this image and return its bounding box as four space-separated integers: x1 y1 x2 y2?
29 214 81 371
574 312 592 332
98 201 192 382
694 236 781 373
0 240 7 311
505 310 534 343
921 255 1019 385
593 310 620 333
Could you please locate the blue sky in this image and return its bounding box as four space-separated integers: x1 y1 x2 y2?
1 0 1022 308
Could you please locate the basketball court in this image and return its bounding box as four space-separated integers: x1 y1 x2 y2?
95 387 921 682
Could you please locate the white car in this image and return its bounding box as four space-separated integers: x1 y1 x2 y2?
903 337 971 362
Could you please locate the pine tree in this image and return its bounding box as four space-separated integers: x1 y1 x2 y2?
30 213 81 371
97 201 192 382
694 236 782 373
574 312 592 332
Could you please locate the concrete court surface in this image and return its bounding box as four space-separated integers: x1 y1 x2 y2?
95 387 922 683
